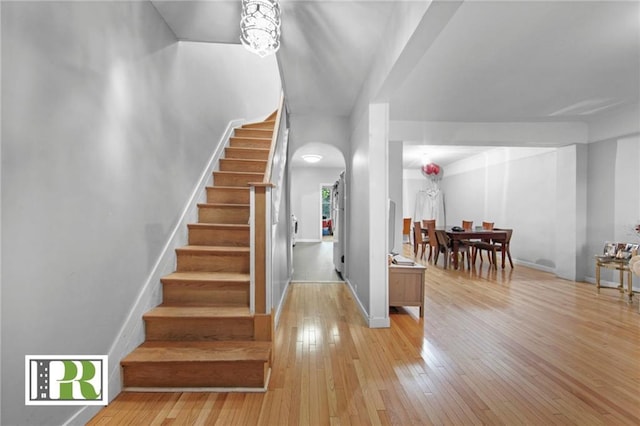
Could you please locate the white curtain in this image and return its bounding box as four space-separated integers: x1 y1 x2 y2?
414 179 445 227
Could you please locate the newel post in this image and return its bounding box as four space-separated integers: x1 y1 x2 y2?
250 182 274 315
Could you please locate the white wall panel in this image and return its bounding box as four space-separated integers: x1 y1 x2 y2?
1 2 280 424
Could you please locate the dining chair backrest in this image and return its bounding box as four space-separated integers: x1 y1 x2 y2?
482 221 494 230
425 220 437 249
413 221 425 244
435 229 450 247
462 220 473 231
403 218 411 235
491 228 514 268
493 228 513 244
422 219 436 229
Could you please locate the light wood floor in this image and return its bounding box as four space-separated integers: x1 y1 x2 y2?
89 245 640 425
292 241 342 282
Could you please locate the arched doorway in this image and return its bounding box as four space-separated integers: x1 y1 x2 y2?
290 142 346 282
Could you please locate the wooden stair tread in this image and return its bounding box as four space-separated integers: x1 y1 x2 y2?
122 341 271 363
225 146 270 152
176 245 249 254
214 171 263 176
187 223 249 230
220 158 268 164
242 119 275 128
206 186 250 190
162 271 250 283
197 203 249 208
230 136 271 141
144 306 251 318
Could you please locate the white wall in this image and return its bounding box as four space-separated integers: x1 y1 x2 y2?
388 141 404 253
288 114 350 162
343 1 439 328
367 104 391 327
290 167 344 241
1 2 280 424
436 148 559 270
611 136 640 289
346 114 372 319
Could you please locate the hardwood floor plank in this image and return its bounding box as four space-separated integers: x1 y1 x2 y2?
89 253 640 425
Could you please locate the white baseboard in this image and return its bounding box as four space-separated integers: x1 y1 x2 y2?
344 278 374 326
584 276 639 292
274 279 292 327
513 259 555 273
369 316 391 328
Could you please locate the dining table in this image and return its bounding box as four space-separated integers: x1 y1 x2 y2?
444 228 508 269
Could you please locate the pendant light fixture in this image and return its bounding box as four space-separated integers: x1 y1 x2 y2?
240 0 281 58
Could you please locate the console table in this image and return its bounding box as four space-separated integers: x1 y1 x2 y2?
389 263 426 317
595 256 633 302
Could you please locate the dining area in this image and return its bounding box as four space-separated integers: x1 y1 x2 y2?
405 218 514 270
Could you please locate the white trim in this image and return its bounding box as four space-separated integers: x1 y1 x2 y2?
369 316 391 328
513 259 555 274
344 278 370 324
584 276 640 293
250 186 256 315
265 187 273 313
274 279 292 327
295 238 322 243
344 278 391 328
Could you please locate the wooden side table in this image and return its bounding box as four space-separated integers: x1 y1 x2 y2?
595 256 633 302
389 263 426 317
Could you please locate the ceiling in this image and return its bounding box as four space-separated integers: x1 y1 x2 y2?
152 0 640 168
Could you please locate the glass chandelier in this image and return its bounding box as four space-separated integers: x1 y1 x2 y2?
240 0 281 58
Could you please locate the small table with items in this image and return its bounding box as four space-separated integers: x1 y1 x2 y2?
595 242 638 303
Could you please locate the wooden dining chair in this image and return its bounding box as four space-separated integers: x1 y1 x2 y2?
494 228 514 268
422 219 436 229
435 229 471 269
413 221 429 260
471 221 495 263
434 230 451 268
424 220 438 262
402 218 412 245
458 220 474 267
473 228 513 269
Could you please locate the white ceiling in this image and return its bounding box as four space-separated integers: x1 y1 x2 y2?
152 0 640 167
390 1 640 122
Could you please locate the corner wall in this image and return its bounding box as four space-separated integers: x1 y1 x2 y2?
1 2 280 424
586 136 640 288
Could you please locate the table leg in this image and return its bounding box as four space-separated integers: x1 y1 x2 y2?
596 263 601 293
619 268 624 294
501 245 506 269
452 240 459 269
627 269 633 303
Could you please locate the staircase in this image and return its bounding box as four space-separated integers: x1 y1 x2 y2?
121 113 277 391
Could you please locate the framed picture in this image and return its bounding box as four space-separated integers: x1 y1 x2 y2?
603 241 617 257
600 242 638 260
